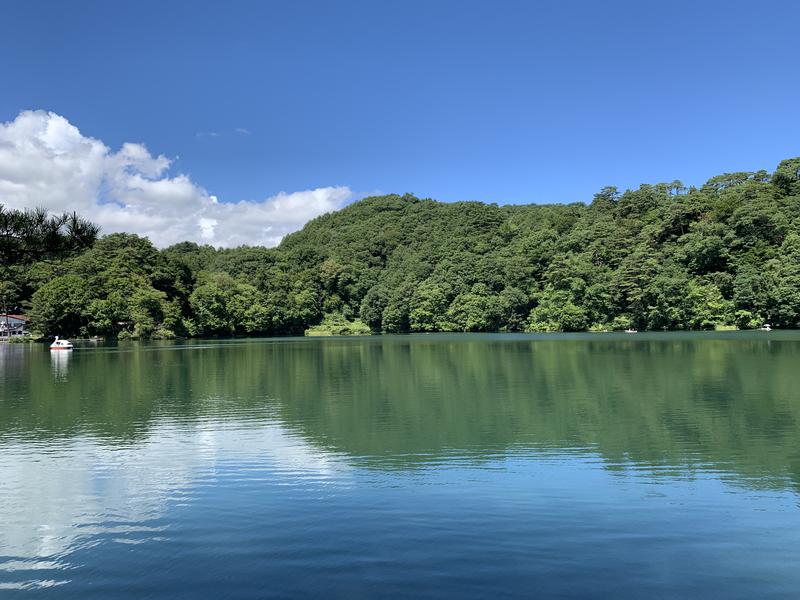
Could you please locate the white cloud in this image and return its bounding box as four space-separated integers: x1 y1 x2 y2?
0 110 353 247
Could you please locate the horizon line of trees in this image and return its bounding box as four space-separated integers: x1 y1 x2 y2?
2 156 800 338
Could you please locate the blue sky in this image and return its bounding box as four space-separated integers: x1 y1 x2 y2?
1 0 798 245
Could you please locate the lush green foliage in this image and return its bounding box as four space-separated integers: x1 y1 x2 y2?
305 313 371 336
5 157 800 336
1 205 98 319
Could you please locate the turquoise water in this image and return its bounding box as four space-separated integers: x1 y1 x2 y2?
1 333 799 598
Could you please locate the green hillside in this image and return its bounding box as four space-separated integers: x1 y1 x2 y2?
2 157 800 337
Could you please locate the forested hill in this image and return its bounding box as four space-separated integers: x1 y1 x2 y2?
3 157 800 338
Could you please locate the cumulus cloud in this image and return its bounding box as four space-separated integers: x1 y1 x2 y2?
0 111 353 247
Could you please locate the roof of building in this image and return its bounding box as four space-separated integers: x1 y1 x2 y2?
0 315 29 325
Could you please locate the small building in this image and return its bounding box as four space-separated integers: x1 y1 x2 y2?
0 314 29 340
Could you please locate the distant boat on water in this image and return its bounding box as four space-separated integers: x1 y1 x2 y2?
624 328 638 334
760 323 772 331
49 336 74 350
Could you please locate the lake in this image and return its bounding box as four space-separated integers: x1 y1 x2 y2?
1 332 800 598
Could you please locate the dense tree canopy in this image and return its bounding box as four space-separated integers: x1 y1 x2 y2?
1 205 99 317
5 157 800 337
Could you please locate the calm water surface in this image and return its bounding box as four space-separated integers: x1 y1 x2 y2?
1 333 800 598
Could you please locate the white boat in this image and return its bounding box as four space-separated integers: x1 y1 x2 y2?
760 323 772 331
49 336 74 350
624 328 638 334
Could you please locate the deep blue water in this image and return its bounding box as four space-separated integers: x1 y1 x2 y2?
1 333 799 598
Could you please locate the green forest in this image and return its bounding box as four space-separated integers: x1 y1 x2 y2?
2 157 800 338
